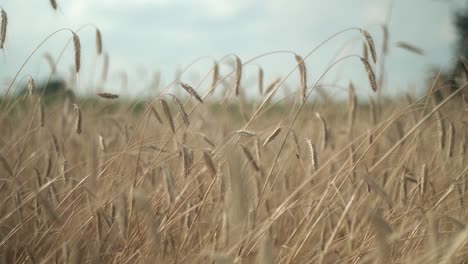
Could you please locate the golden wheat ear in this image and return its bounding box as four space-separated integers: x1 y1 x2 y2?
234 56 242 96
178 82 203 103
295 54 308 103
73 104 82 134
360 57 377 92
263 127 281 147
170 94 190 127
361 29 377 63
72 33 81 73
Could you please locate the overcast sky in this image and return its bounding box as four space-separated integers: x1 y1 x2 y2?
0 0 466 99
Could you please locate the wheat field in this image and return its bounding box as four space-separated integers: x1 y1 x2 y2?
1 3 468 264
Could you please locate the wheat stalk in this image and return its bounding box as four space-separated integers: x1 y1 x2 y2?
203 151 217 176
369 96 377 124
147 102 163 124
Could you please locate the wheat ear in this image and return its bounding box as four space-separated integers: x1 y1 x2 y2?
360 57 377 92
178 82 203 103
170 94 190 127
50 0 58 10
447 121 455 158
306 138 318 172
97 92 118 99
258 67 264 96
435 111 445 150
73 104 82 134
315 113 328 150
395 41 424 55
290 129 300 159
263 127 281 147
210 62 219 93
95 28 103 55
159 99 175 134
295 54 307 103
27 77 35 96
0 9 8 49
234 56 242 96
240 145 261 172
72 32 81 73
361 29 377 63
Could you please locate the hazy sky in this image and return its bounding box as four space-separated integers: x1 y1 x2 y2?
0 0 466 99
